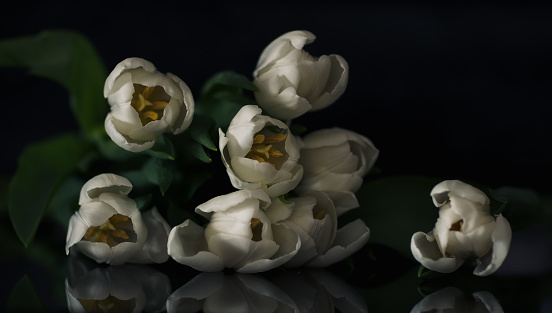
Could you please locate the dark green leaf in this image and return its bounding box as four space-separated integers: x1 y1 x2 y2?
135 194 153 211
95 136 137 161
417 265 443 280
147 135 176 160
0 30 107 137
190 114 217 151
186 142 212 163
46 176 85 230
201 71 259 96
289 123 307 136
9 134 91 247
6 275 46 312
278 194 293 204
339 175 442 258
142 158 174 195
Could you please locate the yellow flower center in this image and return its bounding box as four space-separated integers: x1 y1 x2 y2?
314 209 326 220
250 218 263 242
245 128 288 169
449 219 464 232
84 214 136 248
78 295 136 313
130 84 170 125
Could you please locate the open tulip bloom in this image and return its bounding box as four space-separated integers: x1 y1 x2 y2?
410 180 512 276
66 174 171 265
104 57 194 152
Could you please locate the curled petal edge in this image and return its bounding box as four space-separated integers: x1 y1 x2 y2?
411 231 465 273
473 214 512 276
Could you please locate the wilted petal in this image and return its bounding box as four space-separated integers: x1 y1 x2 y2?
167 219 225 272
473 214 512 276
411 231 464 273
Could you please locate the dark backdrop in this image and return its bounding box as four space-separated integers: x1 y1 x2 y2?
2 0 551 192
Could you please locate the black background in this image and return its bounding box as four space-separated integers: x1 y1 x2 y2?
2 0 551 192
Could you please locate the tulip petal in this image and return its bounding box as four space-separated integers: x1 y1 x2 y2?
323 191 359 216
473 214 512 276
237 223 300 273
72 241 112 264
207 232 279 270
411 231 464 273
105 115 156 152
195 189 271 217
281 220 318 268
308 219 370 268
472 291 505 312
130 207 171 264
410 287 463 312
104 57 156 97
167 72 194 134
167 219 225 272
79 173 133 204
431 180 490 208
310 54 349 112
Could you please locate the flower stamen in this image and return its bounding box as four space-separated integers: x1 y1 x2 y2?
131 85 169 125
245 128 288 168
449 219 464 232
84 214 135 247
250 218 263 242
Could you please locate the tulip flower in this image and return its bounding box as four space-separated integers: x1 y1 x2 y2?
411 180 512 276
253 30 349 120
219 105 303 197
167 189 301 273
104 57 194 152
295 128 378 215
266 190 370 268
66 173 171 265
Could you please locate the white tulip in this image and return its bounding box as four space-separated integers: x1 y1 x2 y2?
410 287 504 313
295 128 379 211
167 189 301 273
66 173 171 265
104 57 194 152
266 190 370 268
411 180 512 276
219 105 303 197
253 30 349 120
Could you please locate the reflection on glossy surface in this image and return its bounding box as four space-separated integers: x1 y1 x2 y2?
411 287 504 313
65 255 171 313
167 269 367 313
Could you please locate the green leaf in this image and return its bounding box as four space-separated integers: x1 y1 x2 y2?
200 70 259 96
0 30 107 137
142 158 174 195
6 275 46 312
186 142 212 163
46 176 85 230
190 114 217 151
339 175 442 258
146 135 176 160
289 123 307 136
9 134 91 247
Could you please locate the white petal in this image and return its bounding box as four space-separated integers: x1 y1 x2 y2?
322 191 359 216
411 231 464 273
265 196 295 223
66 214 90 254
105 115 156 152
237 223 301 273
431 180 490 208
79 173 133 204
104 57 156 97
281 220 318 268
307 219 370 268
410 287 462 312
309 54 349 112
195 189 271 217
72 241 112 264
167 72 194 134
167 220 225 272
129 207 171 264
207 232 279 270
473 214 512 276
108 241 143 265
265 164 303 197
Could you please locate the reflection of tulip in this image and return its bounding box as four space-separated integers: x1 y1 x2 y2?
65 255 171 313
411 180 512 276
410 287 504 313
104 57 194 152
168 189 301 273
166 272 298 313
219 105 303 197
253 30 349 120
266 191 370 268
66 173 171 265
